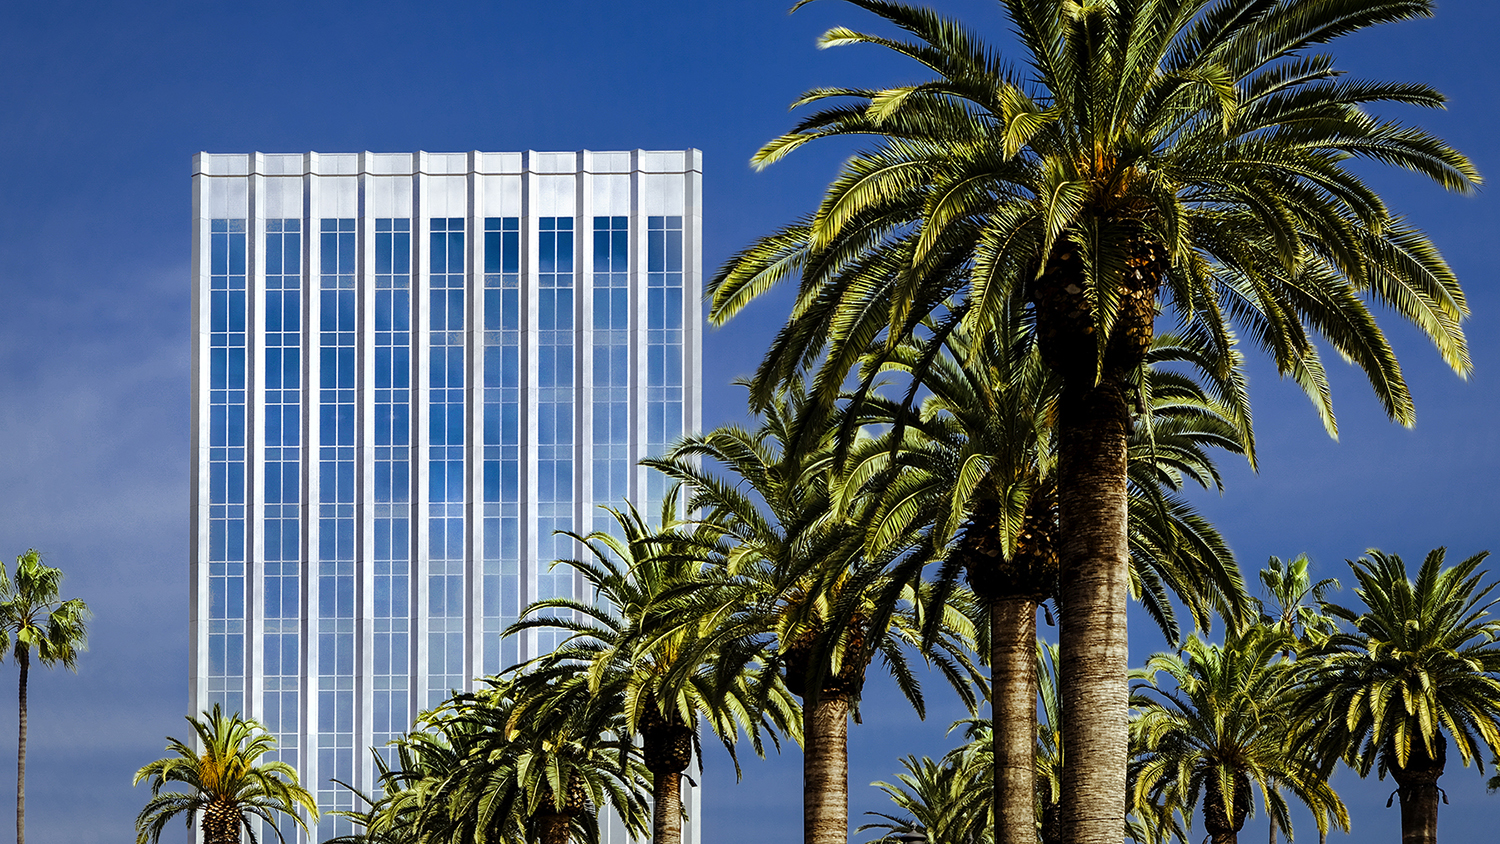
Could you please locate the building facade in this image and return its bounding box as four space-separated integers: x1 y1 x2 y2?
190 150 702 841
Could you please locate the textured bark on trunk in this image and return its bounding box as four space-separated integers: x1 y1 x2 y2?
1040 801 1061 844
1389 736 1445 844
642 708 693 844
992 596 1039 844
202 796 241 844
1055 379 1131 844
538 812 571 844
804 693 850 844
652 770 683 844
15 649 26 844
1033 228 1161 844
1202 769 1252 844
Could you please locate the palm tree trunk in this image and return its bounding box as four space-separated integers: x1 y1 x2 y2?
1396 783 1442 844
653 770 684 844
538 812 571 844
804 692 849 844
642 709 694 844
16 648 26 844
1390 737 1445 844
202 795 241 844
1056 379 1131 844
1392 767 1440 839
993 596 1038 844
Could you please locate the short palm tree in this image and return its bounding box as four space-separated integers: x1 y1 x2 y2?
858 746 991 844
712 4 1477 840
1133 627 1348 844
373 680 652 844
133 705 317 844
508 497 799 844
650 384 985 844
1295 548 1500 844
0 549 89 844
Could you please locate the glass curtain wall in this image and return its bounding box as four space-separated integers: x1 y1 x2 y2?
645 216 684 515
373 219 413 769
592 216 630 535
207 219 247 716
262 218 302 811
317 218 358 838
535 217 574 652
194 152 700 844
428 217 466 706
482 217 522 676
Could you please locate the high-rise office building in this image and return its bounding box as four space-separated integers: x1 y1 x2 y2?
190 150 702 841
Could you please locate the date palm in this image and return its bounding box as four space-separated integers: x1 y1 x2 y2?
649 384 985 844
943 644 1186 844
712 3 1477 841
0 549 89 844
851 315 1248 844
858 747 991 844
1295 548 1500 844
133 705 317 844
375 680 652 844
1133 627 1348 844
508 497 799 844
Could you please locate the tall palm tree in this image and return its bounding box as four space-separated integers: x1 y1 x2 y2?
710 4 1477 840
1295 548 1500 844
1133 628 1348 844
851 317 1248 844
508 497 800 844
954 643 1187 844
0 549 89 844
1257 554 1340 649
133 705 317 844
1254 553 1338 844
650 385 985 844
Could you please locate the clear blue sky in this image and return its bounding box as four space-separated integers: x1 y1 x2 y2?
0 1 1497 842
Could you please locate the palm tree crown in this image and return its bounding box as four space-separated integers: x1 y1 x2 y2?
349 681 652 844
0 548 89 844
1257 554 1340 650
650 383 985 844
1133 627 1347 844
507 497 799 844
133 705 317 844
711 4 1477 842
1295 548 1500 844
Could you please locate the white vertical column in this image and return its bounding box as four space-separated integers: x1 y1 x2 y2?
575 150 594 607
412 153 432 711
246 158 266 725
465 150 484 689
683 150 704 454
189 157 208 724
521 153 539 665
300 152 324 805
628 150 645 510
357 153 377 799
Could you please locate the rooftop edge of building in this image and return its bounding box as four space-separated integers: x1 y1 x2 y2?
193 149 702 178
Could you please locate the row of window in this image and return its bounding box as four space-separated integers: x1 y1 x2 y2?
204 214 686 831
